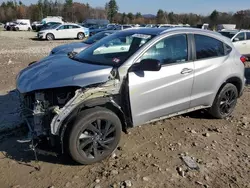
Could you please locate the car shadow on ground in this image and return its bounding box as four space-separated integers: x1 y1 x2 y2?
0 90 79 166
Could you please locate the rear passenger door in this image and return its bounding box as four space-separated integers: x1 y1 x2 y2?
232 32 247 55
190 34 232 108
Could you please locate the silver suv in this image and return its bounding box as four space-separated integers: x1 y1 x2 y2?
16 28 245 164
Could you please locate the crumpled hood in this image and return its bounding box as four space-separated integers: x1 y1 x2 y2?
17 55 113 93
51 42 89 55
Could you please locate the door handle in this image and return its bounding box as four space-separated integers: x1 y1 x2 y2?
120 47 125 50
181 68 193 74
242 43 247 45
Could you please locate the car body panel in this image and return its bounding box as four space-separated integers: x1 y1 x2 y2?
129 62 194 126
17 55 113 93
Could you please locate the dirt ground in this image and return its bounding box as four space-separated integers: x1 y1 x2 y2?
0 31 250 188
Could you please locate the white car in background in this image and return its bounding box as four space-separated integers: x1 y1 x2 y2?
13 22 32 31
219 29 250 57
37 23 89 41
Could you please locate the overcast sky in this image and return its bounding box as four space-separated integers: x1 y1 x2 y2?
1 0 249 15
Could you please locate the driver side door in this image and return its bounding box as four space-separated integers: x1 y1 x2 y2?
128 34 194 126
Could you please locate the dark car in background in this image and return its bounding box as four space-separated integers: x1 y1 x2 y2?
36 22 62 32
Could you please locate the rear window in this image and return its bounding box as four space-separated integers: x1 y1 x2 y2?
73 25 80 29
195 35 225 60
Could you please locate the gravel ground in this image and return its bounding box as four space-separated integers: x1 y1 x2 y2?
0 31 250 188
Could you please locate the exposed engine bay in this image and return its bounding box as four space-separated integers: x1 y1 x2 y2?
19 78 129 155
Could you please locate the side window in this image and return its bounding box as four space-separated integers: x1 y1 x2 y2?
73 25 80 29
247 32 250 40
233 32 245 42
58 25 65 30
195 35 224 60
68 25 75 29
140 34 188 65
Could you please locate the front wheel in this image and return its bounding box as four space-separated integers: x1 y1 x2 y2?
209 83 238 119
46 33 54 41
77 32 85 40
68 107 122 165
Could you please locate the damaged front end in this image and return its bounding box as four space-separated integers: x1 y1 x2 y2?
18 78 128 156
19 87 78 154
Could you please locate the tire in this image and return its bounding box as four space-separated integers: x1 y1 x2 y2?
77 32 85 40
28 27 31 31
68 107 122 165
15 27 19 31
209 83 238 119
46 33 54 41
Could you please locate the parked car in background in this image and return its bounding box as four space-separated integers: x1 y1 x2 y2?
37 23 89 40
16 28 245 165
83 19 110 27
88 25 108 36
50 30 117 55
41 16 63 24
4 22 18 31
116 24 133 30
31 21 42 30
13 22 32 31
219 29 250 57
36 21 63 32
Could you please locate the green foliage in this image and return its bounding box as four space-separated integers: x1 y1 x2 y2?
106 0 118 22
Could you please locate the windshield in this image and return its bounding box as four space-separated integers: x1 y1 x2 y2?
84 31 114 44
75 31 155 66
219 31 238 39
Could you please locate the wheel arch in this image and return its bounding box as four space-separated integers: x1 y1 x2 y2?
58 97 128 153
46 33 55 39
218 77 243 97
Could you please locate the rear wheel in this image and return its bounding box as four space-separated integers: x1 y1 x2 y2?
28 27 31 31
68 107 122 165
15 27 19 31
209 83 238 119
46 33 54 41
77 32 85 40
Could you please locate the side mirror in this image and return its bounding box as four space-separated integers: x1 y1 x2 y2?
130 59 161 72
233 37 239 42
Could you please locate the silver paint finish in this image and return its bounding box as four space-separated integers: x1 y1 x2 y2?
17 55 113 93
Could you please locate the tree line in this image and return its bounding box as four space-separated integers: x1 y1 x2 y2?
0 0 250 29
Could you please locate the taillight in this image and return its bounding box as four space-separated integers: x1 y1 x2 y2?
240 56 247 65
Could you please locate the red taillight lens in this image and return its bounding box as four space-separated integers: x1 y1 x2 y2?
240 56 247 65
